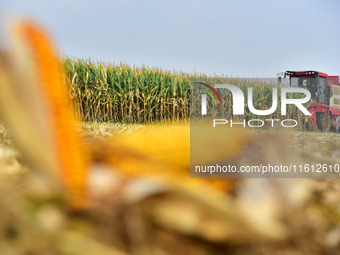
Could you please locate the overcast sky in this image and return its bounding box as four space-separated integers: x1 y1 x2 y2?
2 0 340 77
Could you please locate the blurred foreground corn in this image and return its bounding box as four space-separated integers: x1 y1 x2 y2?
0 20 245 209
0 21 89 208
2 18 340 255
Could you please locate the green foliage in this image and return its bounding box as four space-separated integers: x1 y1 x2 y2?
62 57 303 125
63 57 191 123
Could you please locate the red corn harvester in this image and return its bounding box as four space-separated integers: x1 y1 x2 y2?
277 70 340 131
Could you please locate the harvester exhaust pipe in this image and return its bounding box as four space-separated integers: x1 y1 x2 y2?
277 72 285 86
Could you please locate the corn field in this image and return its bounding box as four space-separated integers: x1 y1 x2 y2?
63 57 190 123
62 57 304 125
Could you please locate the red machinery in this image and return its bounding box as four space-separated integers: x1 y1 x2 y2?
278 71 340 131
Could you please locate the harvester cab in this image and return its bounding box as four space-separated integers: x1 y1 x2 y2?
285 71 328 104
277 70 340 131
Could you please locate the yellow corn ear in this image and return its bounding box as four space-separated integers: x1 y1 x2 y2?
13 21 89 209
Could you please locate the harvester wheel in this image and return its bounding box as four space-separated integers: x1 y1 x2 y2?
306 121 315 131
317 113 331 132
